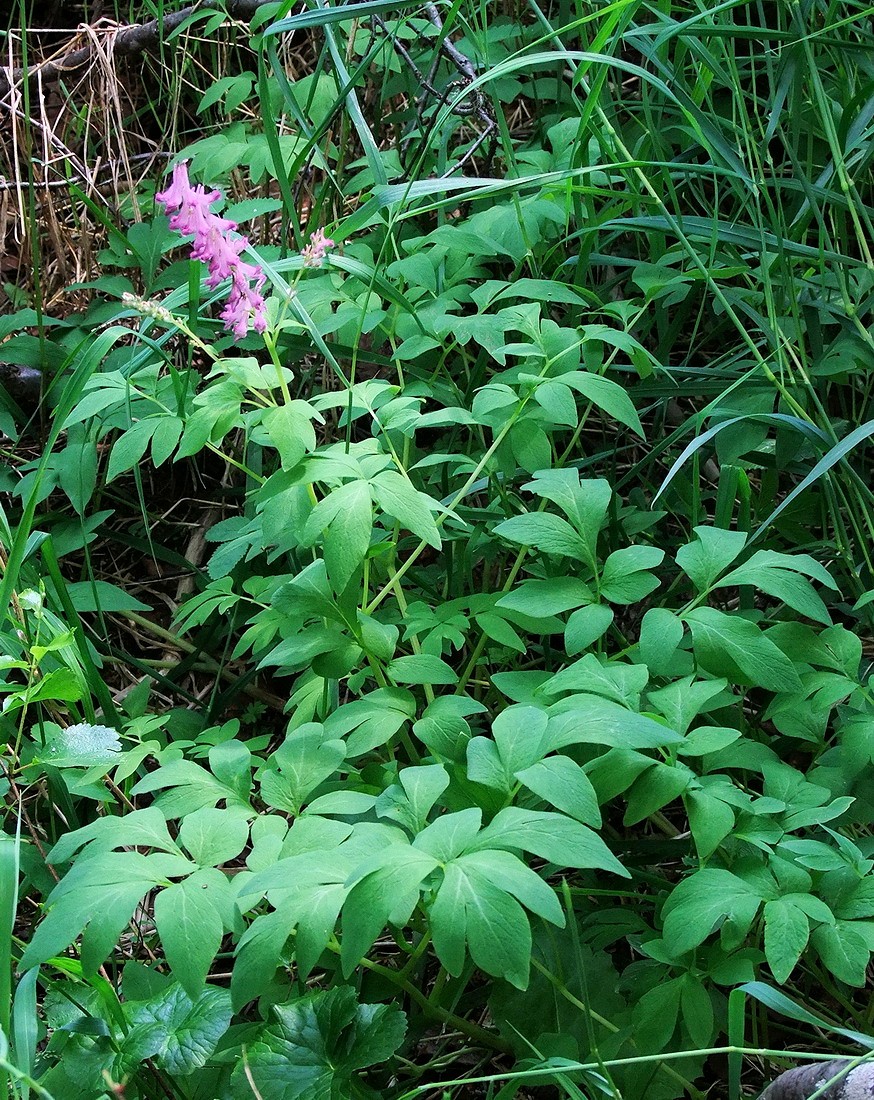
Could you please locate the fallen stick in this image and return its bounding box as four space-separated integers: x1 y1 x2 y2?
759 1060 874 1099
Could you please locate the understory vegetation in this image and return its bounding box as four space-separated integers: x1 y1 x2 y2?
1 0 873 1097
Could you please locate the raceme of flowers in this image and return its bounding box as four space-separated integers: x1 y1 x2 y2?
156 161 267 339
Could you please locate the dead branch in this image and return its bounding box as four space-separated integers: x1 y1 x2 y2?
759 1060 874 1099
0 0 273 102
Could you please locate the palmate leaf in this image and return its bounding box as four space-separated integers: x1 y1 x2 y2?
430 858 534 989
48 806 183 866
661 869 766 956
466 705 549 793
339 800 626 987
230 986 406 1100
561 370 644 437
469 807 629 878
130 761 252 822
258 724 346 815
341 848 440 978
234 822 407 1006
676 526 748 592
19 851 186 973
124 983 232 1076
515 755 601 827
324 687 416 755
522 470 612 568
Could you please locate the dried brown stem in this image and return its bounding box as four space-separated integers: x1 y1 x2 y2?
0 0 273 103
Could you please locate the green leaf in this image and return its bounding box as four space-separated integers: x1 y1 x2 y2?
131 758 252 817
497 577 593 616
260 724 346 815
65 580 152 613
623 763 692 825
515 755 601 826
565 604 613 655
562 371 644 437
599 545 664 605
546 695 683 750
20 852 169 972
230 986 406 1100
341 847 439 975
680 725 740 756
676 526 747 592
376 764 449 833
475 611 526 653
739 981 874 1049
150 416 183 467
125 983 232 1076
38 723 121 769
684 789 735 859
523 471 611 567
471 807 628 877
261 402 318 469
154 871 225 998
272 559 340 622
388 653 458 685
638 607 684 673
763 898 809 984
680 976 714 1050
414 808 482 862
303 480 372 592
467 705 548 793
357 611 398 662
179 807 250 867
541 653 648 707
491 705 549 773
661 870 765 955
372 471 441 548
494 512 587 561
647 676 728 736
632 977 682 1052
684 607 803 693
534 380 578 426
47 807 183 866
509 420 551 473
324 687 415 755
811 921 870 986
431 859 532 988
107 419 160 482
716 550 834 625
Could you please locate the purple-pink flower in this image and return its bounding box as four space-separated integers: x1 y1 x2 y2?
156 162 267 340
301 227 335 268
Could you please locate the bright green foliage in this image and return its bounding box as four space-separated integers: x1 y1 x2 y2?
1 0 873 1097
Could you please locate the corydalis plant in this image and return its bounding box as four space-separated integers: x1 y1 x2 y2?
302 227 335 267
156 161 267 339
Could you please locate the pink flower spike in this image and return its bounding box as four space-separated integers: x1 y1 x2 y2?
155 162 191 212
301 227 335 268
156 160 267 341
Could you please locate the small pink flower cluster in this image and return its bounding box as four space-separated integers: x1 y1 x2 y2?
156 161 267 340
301 227 335 268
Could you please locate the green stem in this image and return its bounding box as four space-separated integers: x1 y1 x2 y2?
349 952 512 1054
